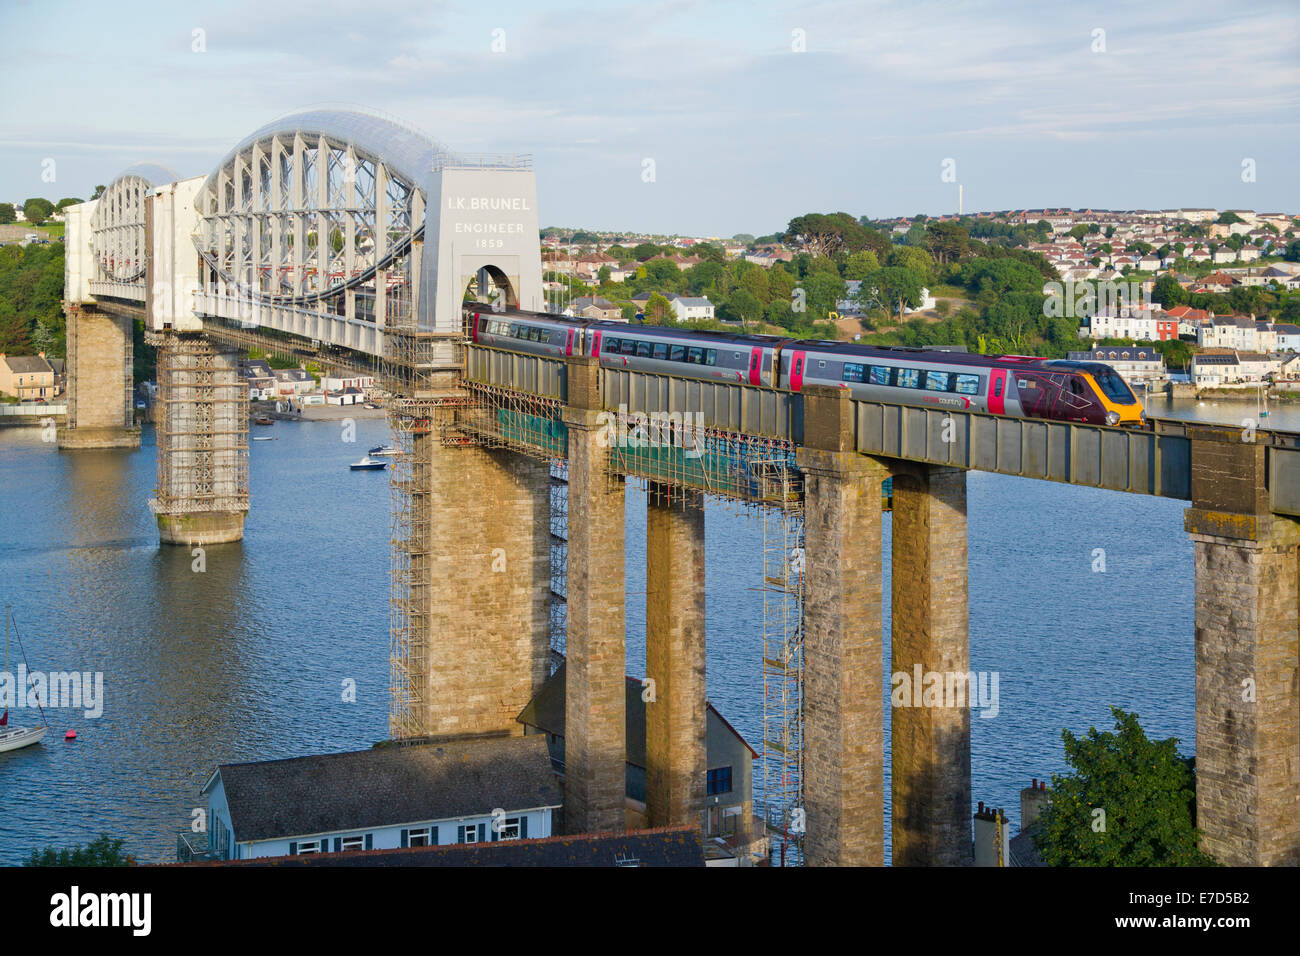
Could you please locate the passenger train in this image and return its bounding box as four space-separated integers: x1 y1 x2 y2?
468 307 1145 427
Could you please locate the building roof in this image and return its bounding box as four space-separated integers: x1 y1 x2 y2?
1 354 53 374
178 826 705 868
1193 353 1240 366
673 296 713 308
517 663 758 766
207 735 562 843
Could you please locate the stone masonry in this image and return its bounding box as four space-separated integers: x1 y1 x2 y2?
563 356 627 834
58 304 140 449
645 484 707 829
1185 429 1300 866
890 463 973 866
797 385 888 866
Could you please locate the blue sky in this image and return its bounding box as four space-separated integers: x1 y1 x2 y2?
2 0 1296 235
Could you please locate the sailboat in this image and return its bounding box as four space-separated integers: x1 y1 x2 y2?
0 607 48 753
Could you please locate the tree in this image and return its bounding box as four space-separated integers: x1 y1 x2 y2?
597 266 611 284
861 266 924 322
1151 275 1187 308
645 292 675 324
1216 210 1244 225
23 197 54 226
25 834 134 867
783 212 888 259
55 197 83 210
0 202 14 224
925 221 969 265
843 250 880 280
886 246 934 284
91 184 106 200
631 242 661 261
1033 707 1216 867
727 289 762 330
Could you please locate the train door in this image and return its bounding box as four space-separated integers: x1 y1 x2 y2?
470 313 480 343
789 350 807 391
748 347 763 386
592 330 602 360
988 368 1007 414
565 328 575 357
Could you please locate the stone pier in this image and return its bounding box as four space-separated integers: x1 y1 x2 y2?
890 463 973 866
797 385 888 866
644 484 707 829
1185 430 1300 866
562 356 627 833
152 333 247 545
419 431 552 738
57 304 141 449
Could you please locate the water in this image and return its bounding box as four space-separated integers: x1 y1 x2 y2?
1 411 1204 864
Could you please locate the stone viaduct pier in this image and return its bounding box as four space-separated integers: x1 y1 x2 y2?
58 109 1299 866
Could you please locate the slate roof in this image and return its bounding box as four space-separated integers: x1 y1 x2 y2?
516 663 757 767
179 826 705 868
1 354 52 374
1009 826 1046 867
207 734 561 843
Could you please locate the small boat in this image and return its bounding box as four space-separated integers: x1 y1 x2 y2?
349 456 388 471
252 436 276 442
1 607 49 754
368 444 400 457
254 415 274 426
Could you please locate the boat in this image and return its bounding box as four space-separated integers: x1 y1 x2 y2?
252 436 276 442
254 415 274 426
349 457 388 471
1 607 49 754
367 444 400 457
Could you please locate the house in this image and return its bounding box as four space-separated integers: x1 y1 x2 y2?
0 352 55 400
239 359 277 400
1277 353 1300 380
320 372 375 393
1191 351 1239 386
1084 308 1158 342
272 367 315 396
325 387 365 406
671 296 715 322
194 735 563 862
517 662 763 860
182 825 706 868
571 296 623 321
1274 323 1300 352
1197 315 1258 351
1068 346 1166 385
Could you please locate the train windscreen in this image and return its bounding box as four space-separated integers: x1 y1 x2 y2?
1094 369 1137 404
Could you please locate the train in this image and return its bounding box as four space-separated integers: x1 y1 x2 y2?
467 306 1145 427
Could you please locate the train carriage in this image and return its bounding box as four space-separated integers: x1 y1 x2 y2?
465 307 1144 428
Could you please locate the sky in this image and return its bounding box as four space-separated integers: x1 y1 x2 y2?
1 0 1297 236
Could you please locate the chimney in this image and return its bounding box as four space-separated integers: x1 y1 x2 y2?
1021 778 1051 832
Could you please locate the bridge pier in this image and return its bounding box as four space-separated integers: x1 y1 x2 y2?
151 333 248 545
890 463 973 866
797 386 888 866
562 357 627 833
644 483 707 830
57 304 141 449
1186 433 1300 866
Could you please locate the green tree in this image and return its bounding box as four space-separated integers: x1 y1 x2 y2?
23 197 55 226
783 212 888 259
925 221 970 265
886 245 934 284
1033 707 1216 867
0 202 14 224
25 834 134 867
55 197 83 210
645 292 675 324
1216 211 1244 225
727 288 762 330
861 266 924 322
1151 275 1187 308
844 250 880 280
631 242 661 261
91 184 106 200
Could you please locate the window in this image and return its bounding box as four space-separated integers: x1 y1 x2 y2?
295 840 322 855
706 767 733 795
897 368 921 388
458 823 486 844
994 377 1004 397
870 365 893 386
817 359 826 369
407 827 432 848
843 362 865 383
527 327 542 342
954 373 980 395
636 341 652 358
924 371 950 391
509 324 521 337
495 817 523 840
705 349 717 366
653 343 669 360
604 337 621 353
688 347 704 364
670 345 686 362
621 339 637 355
340 835 364 852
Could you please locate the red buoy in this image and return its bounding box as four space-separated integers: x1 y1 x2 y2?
65 730 77 740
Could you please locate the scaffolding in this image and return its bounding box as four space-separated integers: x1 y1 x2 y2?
150 332 249 518
548 459 568 673
760 470 806 867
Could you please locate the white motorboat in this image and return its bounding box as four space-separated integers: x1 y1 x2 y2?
1 607 49 754
349 456 388 471
367 444 400 457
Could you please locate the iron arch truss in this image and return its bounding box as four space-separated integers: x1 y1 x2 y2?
192 111 438 342
90 164 176 291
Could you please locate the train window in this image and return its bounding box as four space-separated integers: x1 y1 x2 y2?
636 341 652 358
897 368 921 389
733 352 742 360
528 328 542 342
954 374 981 395
670 345 686 362
994 378 1003 397
924 371 949 391
843 363 865 383
706 350 717 366
688 347 704 364
604 337 620 353
794 358 803 374
621 339 638 355
869 366 892 386
653 343 669 360
818 360 826 369
1069 377 1086 396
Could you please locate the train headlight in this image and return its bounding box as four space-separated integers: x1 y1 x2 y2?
1105 411 1119 426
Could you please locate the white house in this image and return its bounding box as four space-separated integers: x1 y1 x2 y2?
1274 323 1300 352
1197 315 1258 352
196 735 562 862
273 367 316 396
1085 308 1158 341
321 372 375 393
671 296 715 322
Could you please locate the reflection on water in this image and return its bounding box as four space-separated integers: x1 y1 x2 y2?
2 404 1205 864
